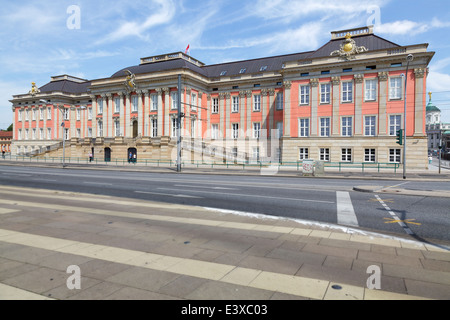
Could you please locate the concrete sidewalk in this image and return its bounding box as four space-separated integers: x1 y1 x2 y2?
0 185 449 301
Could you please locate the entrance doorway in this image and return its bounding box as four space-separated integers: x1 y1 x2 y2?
104 147 111 162
128 147 137 163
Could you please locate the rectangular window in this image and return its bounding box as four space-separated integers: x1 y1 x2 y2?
320 148 330 162
18 110 23 122
342 82 353 103
299 118 310 137
320 83 331 104
389 115 402 136
389 149 401 163
114 119 120 137
341 148 352 162
87 128 92 138
342 117 353 137
277 122 283 139
191 118 196 137
151 95 158 111
32 128 36 140
365 79 377 101
47 128 52 140
151 118 158 137
132 96 138 112
32 109 36 121
364 116 376 136
172 118 178 137
299 148 309 160
40 108 44 120
63 108 69 120
88 107 92 120
253 95 261 112
76 109 81 121
47 107 52 120
232 123 239 139
320 118 330 137
39 128 44 140
64 128 70 141
212 98 219 114
253 122 261 139
211 124 219 139
253 147 260 161
365 149 376 163
115 97 120 113
172 92 178 110
18 129 22 140
25 110 29 121
77 128 81 139
191 93 197 111
276 92 283 110
232 96 239 113
97 121 103 137
389 77 402 100
299 85 310 105
98 99 103 114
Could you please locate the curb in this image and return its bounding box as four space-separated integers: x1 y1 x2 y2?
353 186 450 198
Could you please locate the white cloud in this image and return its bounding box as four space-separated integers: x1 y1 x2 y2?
375 20 430 35
98 0 176 44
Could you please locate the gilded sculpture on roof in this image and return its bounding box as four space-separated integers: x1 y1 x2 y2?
331 33 368 60
29 82 40 96
124 70 137 93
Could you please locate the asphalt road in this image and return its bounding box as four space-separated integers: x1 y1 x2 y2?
0 165 449 246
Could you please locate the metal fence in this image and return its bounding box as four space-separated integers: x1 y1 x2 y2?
1 154 402 173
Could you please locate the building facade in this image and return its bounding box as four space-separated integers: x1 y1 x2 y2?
10 26 435 168
0 131 12 153
426 93 450 156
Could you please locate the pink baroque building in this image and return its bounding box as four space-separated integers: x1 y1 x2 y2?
10 26 434 168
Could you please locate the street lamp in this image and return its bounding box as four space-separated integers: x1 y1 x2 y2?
402 54 414 179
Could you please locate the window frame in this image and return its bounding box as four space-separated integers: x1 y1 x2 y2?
320 83 331 104
364 115 377 137
389 77 403 100
299 85 310 105
299 118 310 137
341 117 353 137
341 81 353 103
365 78 378 102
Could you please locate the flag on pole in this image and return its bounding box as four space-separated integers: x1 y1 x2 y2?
185 44 190 55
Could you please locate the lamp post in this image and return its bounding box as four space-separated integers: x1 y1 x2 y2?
403 54 414 180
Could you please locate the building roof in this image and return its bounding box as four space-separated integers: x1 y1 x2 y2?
426 101 441 112
0 131 13 138
39 75 91 95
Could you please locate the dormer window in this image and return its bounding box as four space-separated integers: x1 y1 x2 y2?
239 68 247 74
220 71 227 76
260 66 268 72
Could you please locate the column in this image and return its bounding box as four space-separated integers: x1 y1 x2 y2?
185 88 191 137
331 76 340 137
137 90 143 136
144 90 150 137
119 92 125 137
310 78 319 136
70 106 76 139
246 90 252 137
156 88 163 137
43 104 47 140
198 93 203 139
225 92 231 140
283 81 292 137
414 68 426 136
239 91 246 139
261 89 268 136
354 74 364 136
219 92 225 139
125 93 131 137
268 89 275 137
163 88 170 136
207 95 211 139
107 93 113 137
378 72 388 136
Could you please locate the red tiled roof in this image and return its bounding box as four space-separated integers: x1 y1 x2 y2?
0 131 13 138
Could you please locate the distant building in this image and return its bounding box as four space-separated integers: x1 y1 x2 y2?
9 26 435 168
0 131 12 153
426 93 450 156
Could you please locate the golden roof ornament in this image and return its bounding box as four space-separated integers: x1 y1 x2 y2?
29 82 40 96
331 33 368 60
124 70 137 93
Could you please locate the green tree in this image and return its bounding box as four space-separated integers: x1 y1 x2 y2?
6 124 13 131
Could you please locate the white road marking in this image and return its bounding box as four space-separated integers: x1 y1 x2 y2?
83 182 113 186
336 192 359 227
174 184 237 190
135 191 203 199
157 187 335 204
374 195 414 235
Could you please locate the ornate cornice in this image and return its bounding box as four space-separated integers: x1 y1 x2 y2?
378 72 389 81
414 68 426 78
331 76 341 86
354 74 364 83
283 81 292 89
310 78 319 87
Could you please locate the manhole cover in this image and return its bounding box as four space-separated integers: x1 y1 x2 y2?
331 285 342 290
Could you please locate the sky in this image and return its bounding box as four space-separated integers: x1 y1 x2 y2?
1 0 450 130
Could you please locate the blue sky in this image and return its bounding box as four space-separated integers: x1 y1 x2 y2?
1 0 450 129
